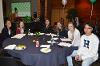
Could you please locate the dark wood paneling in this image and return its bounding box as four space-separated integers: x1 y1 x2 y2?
51 0 75 26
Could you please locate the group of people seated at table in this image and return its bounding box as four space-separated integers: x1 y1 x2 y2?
1 19 25 40
1 18 99 66
41 19 68 38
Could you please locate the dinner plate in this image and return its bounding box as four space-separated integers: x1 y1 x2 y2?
40 48 51 53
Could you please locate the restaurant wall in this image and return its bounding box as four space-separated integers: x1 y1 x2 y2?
0 0 4 33
51 0 75 26
75 0 100 26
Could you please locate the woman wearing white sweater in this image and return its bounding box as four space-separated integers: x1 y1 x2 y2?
66 22 81 66
75 23 99 66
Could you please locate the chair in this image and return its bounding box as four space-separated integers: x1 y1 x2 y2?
0 33 3 48
0 56 26 66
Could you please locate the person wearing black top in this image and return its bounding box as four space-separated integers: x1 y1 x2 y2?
41 19 53 33
53 22 68 38
1 20 12 40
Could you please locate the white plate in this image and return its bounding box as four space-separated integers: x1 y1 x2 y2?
40 48 51 53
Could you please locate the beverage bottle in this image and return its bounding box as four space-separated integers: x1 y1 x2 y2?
36 41 39 47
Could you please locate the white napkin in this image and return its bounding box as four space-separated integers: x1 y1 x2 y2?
28 33 33 35
45 33 57 36
11 34 26 39
40 45 50 48
45 34 51 36
39 33 44 35
58 42 72 47
51 34 57 36
47 41 56 43
60 38 71 41
53 38 58 40
4 44 16 50
33 33 44 35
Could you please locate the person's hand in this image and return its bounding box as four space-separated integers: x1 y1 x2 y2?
75 55 82 61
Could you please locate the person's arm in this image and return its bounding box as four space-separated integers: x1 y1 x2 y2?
72 29 81 46
76 35 85 56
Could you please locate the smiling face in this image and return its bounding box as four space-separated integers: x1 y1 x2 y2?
84 24 93 36
19 21 24 28
68 22 75 32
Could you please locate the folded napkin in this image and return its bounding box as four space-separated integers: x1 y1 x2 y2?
47 41 56 44
39 33 44 35
40 45 50 48
45 33 57 36
33 33 44 35
58 42 72 47
53 38 58 40
4 44 16 50
51 34 57 36
60 38 71 41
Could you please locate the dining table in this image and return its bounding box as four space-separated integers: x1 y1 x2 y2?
3 33 78 66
